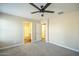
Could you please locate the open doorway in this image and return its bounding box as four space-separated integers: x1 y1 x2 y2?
23 21 32 44
41 23 47 42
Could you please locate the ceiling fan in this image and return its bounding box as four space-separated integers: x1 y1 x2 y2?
29 3 55 17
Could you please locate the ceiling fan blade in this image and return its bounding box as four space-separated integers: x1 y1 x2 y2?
29 3 41 11
44 10 54 13
31 11 40 14
42 3 51 10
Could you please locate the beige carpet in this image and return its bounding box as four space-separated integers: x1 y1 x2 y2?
0 41 79 56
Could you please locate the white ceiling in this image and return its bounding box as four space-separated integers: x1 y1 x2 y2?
0 3 79 20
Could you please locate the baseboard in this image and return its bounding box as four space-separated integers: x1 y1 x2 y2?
0 40 46 50
49 41 79 53
0 43 22 50
32 40 41 43
0 40 41 50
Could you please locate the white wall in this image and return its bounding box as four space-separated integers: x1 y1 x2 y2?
0 12 41 48
49 10 79 52
0 13 24 48
35 22 41 41
32 20 41 42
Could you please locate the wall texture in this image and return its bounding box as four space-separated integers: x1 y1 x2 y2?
49 10 79 52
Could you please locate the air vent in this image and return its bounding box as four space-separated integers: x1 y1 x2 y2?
58 11 64 15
